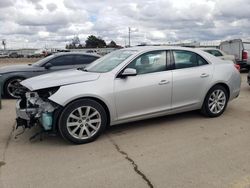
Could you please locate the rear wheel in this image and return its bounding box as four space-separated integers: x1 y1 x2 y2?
4 77 25 99
58 99 107 144
201 85 229 117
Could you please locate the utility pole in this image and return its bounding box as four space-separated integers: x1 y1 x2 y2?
128 27 131 47
2 39 6 51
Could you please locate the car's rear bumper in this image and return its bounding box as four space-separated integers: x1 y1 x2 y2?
237 61 250 69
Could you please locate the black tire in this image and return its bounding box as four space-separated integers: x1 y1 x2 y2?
58 99 107 144
4 77 25 99
201 85 229 117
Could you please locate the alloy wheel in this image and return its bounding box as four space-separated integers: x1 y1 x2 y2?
66 106 101 140
208 89 226 114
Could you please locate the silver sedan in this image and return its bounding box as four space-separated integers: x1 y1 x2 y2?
16 46 241 144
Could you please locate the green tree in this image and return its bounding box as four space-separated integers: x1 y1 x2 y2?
78 44 84 49
85 35 106 48
68 44 74 49
107 40 117 47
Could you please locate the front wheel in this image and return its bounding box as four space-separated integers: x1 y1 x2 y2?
58 99 107 144
201 85 229 117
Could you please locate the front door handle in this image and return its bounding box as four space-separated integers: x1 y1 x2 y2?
159 80 170 85
200 73 209 78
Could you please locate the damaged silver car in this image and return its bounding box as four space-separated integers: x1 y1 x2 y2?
16 46 241 144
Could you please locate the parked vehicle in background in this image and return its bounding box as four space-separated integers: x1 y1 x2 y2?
9 52 24 58
199 48 240 71
0 52 9 58
27 49 45 58
219 39 250 69
199 48 235 62
15 46 241 144
0 52 100 98
86 49 98 54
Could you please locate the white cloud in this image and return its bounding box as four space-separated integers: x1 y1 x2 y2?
46 3 57 12
0 0 250 49
38 31 49 38
149 31 166 40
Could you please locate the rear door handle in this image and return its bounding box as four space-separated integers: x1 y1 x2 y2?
159 80 170 85
200 73 209 78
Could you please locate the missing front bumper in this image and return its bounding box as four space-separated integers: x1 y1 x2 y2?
16 100 40 129
15 94 58 131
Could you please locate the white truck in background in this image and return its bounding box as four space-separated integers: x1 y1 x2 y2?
219 39 250 70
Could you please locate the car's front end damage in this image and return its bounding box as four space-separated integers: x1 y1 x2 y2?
14 69 101 136
16 87 61 133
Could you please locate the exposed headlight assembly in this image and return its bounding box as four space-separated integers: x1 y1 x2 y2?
36 86 60 99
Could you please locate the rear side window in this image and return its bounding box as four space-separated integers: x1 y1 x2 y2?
173 50 208 69
243 43 250 50
74 55 98 65
48 55 74 66
197 55 208 66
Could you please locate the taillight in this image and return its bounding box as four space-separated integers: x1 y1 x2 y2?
242 50 248 61
234 64 240 71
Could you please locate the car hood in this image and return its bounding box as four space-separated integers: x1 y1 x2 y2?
219 55 235 61
21 69 101 91
0 64 35 74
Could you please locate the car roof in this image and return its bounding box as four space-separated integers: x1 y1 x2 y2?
198 48 220 51
119 46 222 65
53 52 101 57
121 46 208 54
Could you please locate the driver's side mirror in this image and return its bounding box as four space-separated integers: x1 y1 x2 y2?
121 68 137 77
44 63 52 69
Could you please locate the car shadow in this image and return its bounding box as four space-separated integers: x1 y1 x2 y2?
13 110 202 146
240 69 249 73
106 110 202 136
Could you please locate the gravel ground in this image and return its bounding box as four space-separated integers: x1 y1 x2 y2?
0 58 40 66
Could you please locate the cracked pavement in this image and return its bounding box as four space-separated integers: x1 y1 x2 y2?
107 135 154 188
0 74 250 188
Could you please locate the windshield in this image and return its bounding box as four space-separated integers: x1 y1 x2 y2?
86 50 137 73
243 43 250 50
32 54 55 67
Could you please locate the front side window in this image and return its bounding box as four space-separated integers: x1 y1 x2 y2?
32 54 56 67
173 50 208 69
127 51 166 75
48 55 74 66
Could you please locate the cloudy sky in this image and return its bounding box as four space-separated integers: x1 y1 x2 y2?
0 0 250 49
